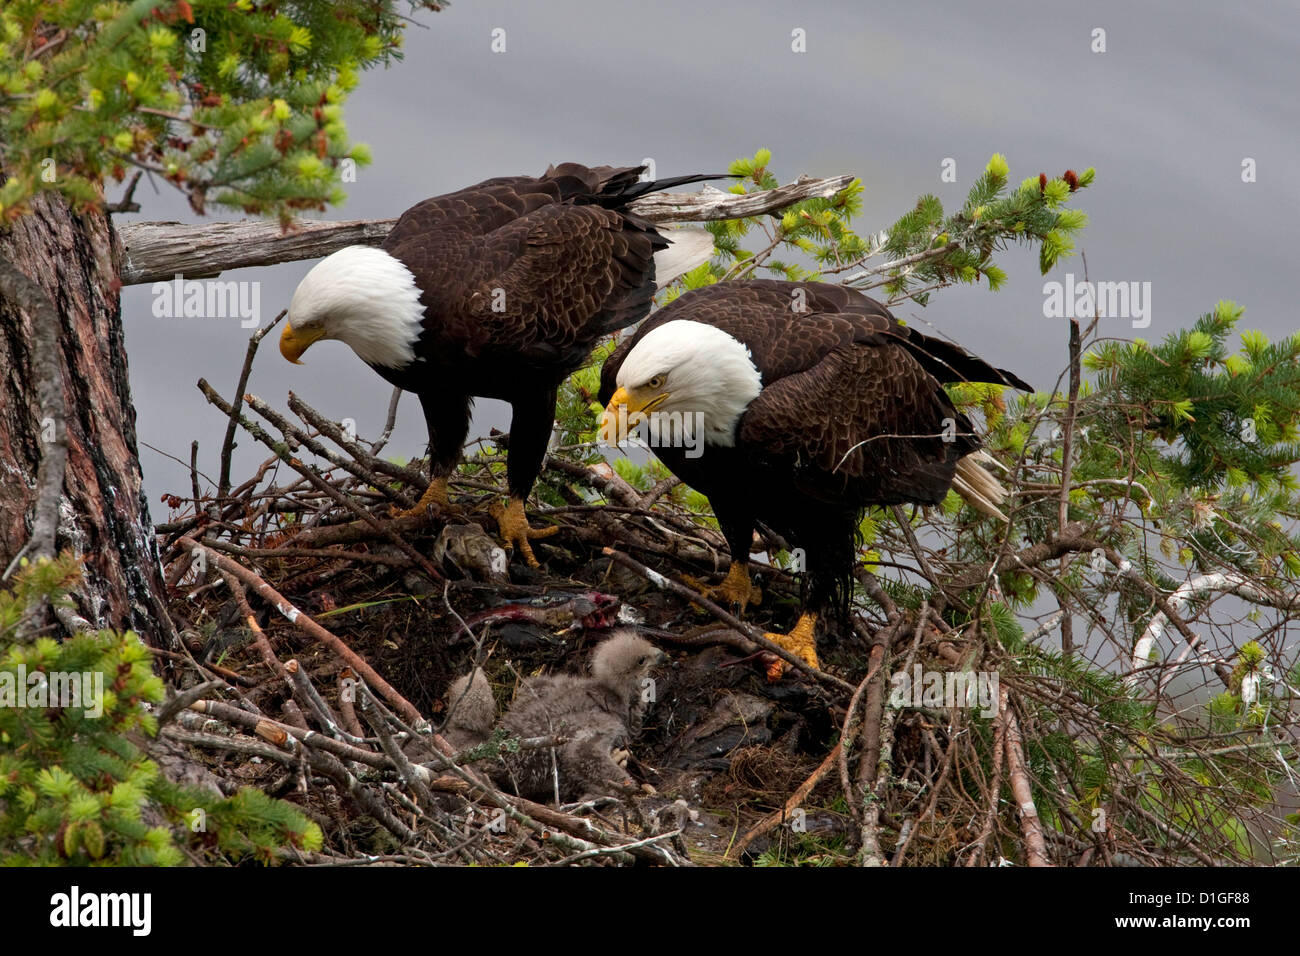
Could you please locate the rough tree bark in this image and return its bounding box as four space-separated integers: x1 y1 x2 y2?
0 192 171 643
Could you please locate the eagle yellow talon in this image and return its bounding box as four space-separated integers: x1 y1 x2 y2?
491 497 557 568
390 476 450 520
763 613 819 681
687 563 760 610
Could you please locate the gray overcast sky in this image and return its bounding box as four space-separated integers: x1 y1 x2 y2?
119 0 1300 508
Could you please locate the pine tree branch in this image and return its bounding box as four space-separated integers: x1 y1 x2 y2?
115 175 854 286
950 531 1241 687
1133 570 1300 688
843 242 957 288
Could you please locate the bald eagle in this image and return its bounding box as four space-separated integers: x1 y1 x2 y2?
599 280 1031 673
280 163 718 565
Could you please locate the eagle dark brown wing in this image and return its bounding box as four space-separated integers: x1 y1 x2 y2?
737 337 975 507
385 170 659 369
386 165 723 375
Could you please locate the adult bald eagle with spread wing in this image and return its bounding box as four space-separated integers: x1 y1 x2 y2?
280 163 717 565
599 280 1030 674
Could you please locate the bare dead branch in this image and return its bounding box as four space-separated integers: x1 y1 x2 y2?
1002 689 1051 867
180 536 427 726
218 310 286 500
117 175 855 286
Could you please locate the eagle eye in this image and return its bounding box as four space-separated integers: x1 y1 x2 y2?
646 375 665 390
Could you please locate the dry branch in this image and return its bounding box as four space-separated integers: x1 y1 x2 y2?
179 535 427 727
196 377 442 582
603 546 855 694
217 312 286 499
116 175 854 285
1001 689 1051 867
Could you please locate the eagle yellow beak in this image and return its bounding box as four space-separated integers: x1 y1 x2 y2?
279 322 326 364
601 386 666 444
602 387 635 444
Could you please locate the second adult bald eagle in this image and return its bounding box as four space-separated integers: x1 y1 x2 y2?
599 280 1031 674
280 163 717 565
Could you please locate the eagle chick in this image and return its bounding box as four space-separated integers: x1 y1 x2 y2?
443 667 496 752
493 630 664 802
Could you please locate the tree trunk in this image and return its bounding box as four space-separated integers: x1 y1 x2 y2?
0 193 170 644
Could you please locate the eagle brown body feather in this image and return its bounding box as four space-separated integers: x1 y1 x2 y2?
599 280 1030 620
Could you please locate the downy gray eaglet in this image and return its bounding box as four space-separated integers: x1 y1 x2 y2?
493 630 664 802
442 667 495 752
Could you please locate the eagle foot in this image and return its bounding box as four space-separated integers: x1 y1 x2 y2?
490 497 558 568
686 563 760 610
763 613 820 681
389 476 452 520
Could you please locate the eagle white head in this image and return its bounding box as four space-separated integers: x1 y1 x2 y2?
280 246 425 369
603 319 762 448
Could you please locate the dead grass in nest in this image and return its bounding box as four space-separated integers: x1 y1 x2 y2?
701 745 820 807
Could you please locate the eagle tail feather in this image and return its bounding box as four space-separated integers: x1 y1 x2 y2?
606 171 732 203
653 228 715 289
899 331 1034 392
951 451 1010 522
